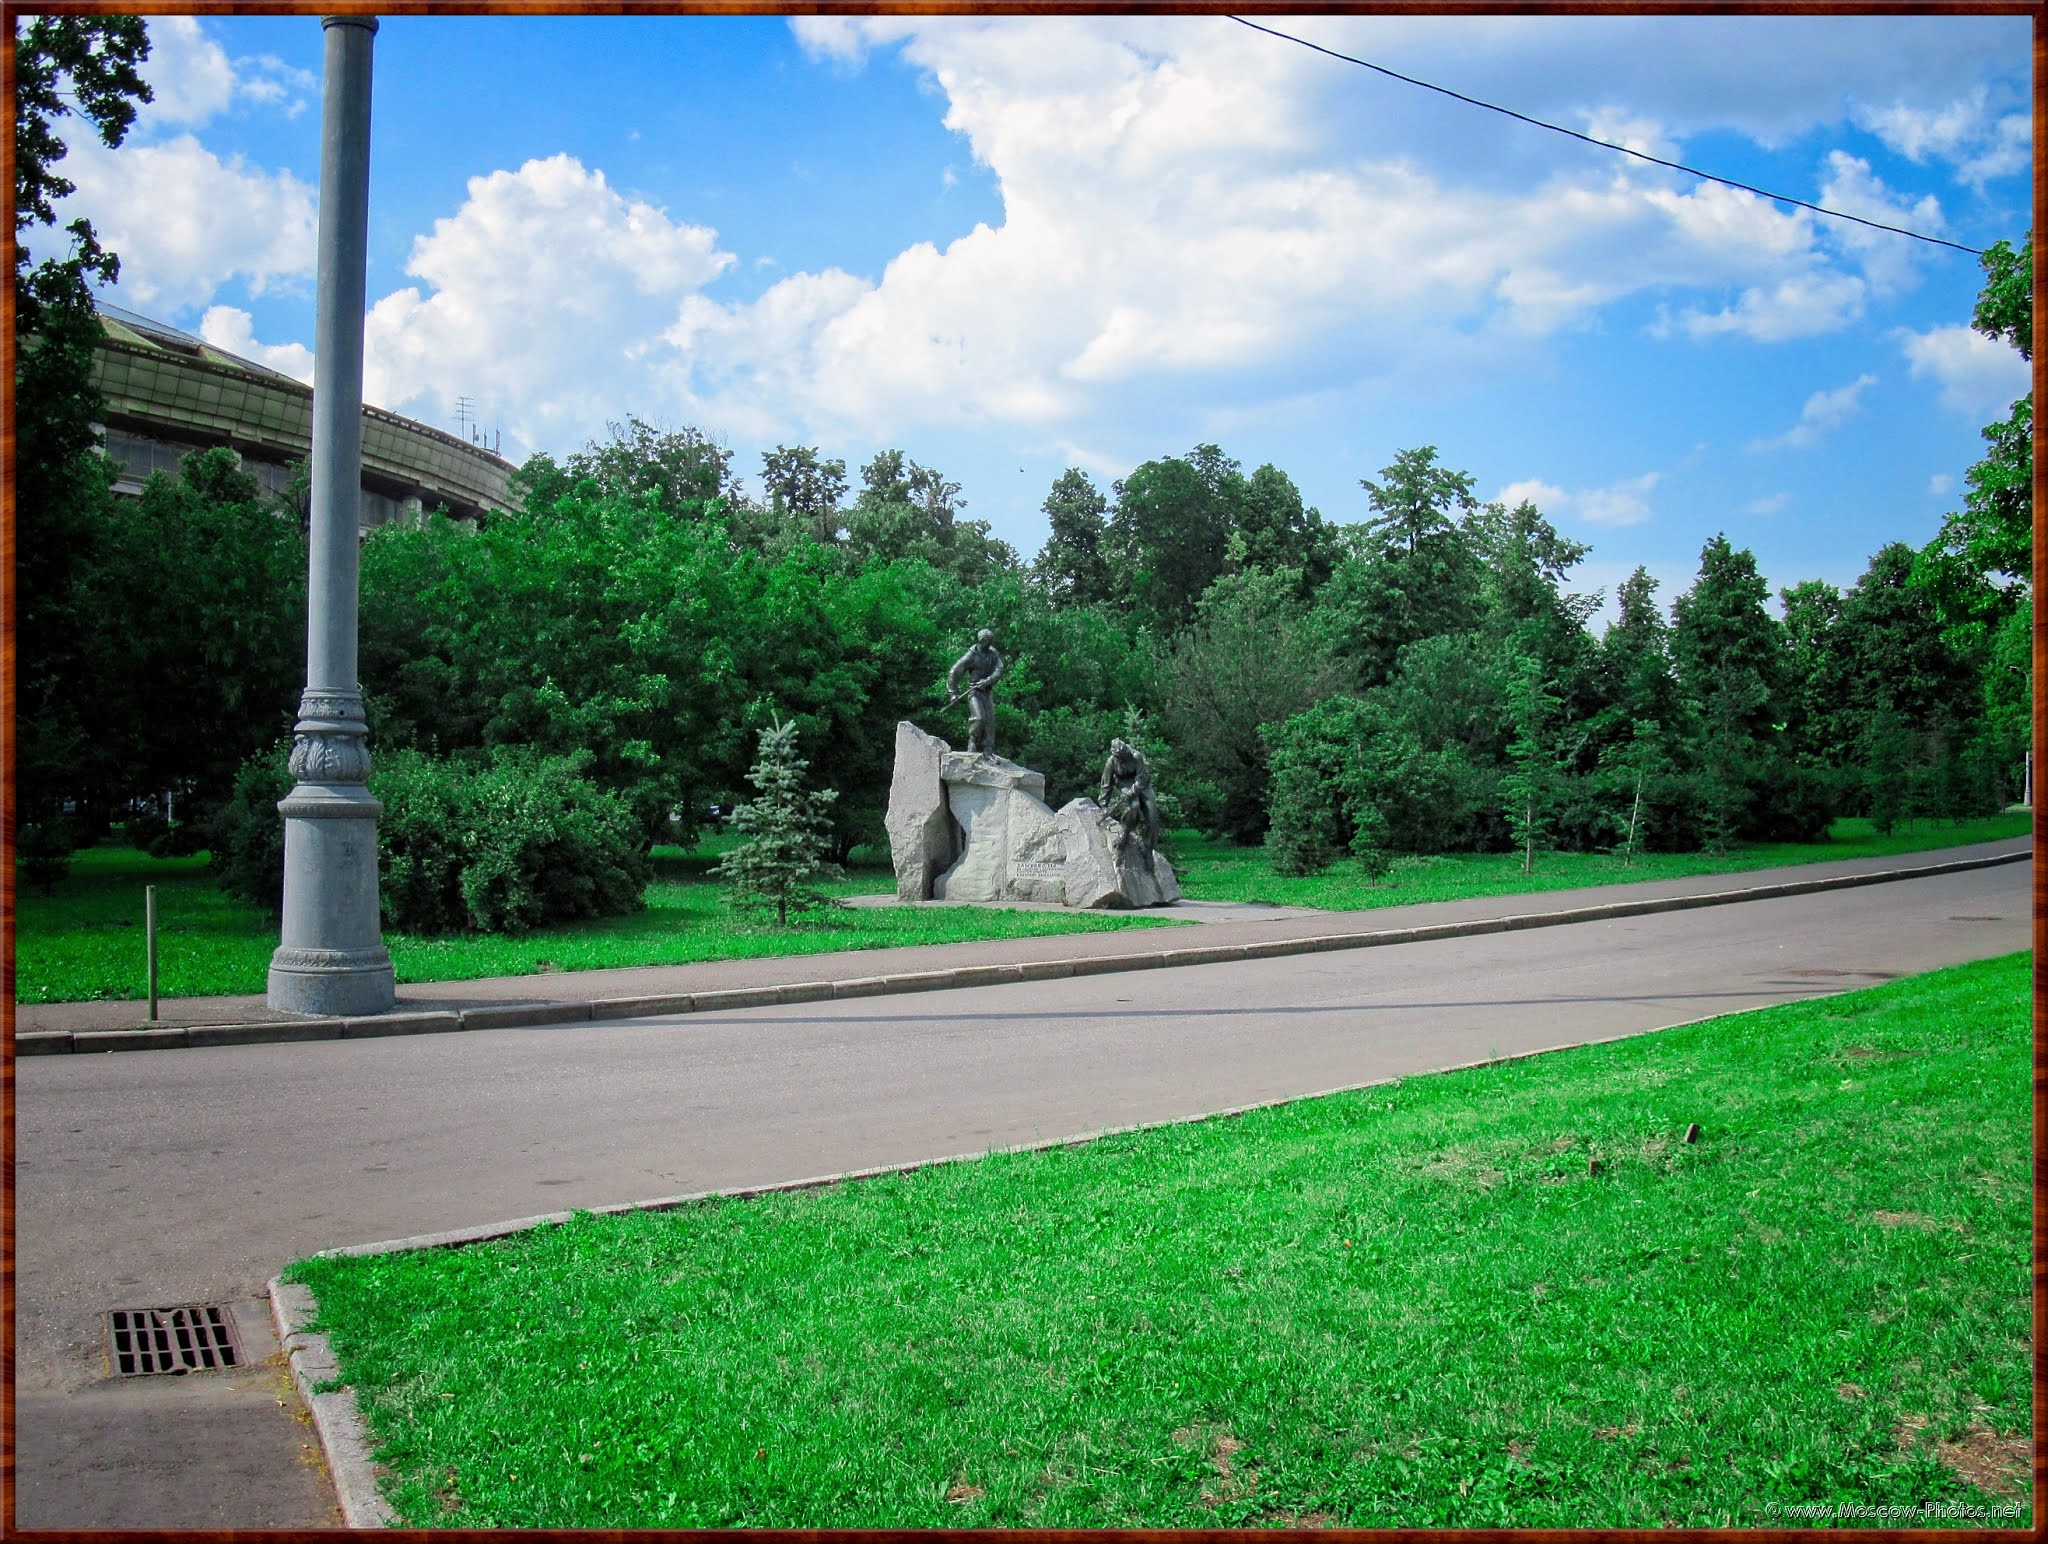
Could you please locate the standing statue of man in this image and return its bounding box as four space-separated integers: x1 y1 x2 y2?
946 628 1006 755
1100 736 1160 857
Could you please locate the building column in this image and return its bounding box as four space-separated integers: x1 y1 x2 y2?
268 14 392 1016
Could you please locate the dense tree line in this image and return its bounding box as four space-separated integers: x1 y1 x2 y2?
13 20 2029 914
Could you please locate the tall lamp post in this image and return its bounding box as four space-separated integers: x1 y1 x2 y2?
268 14 393 1016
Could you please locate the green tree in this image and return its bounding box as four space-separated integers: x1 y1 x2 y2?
1033 468 1114 609
1499 650 1571 874
1261 694 1424 868
1837 544 1972 728
1981 595 2030 789
716 719 842 926
1597 718 1668 866
843 449 1016 584
1862 703 1911 834
1672 535 1784 739
1970 234 2031 359
1672 535 1789 850
1318 447 1485 687
1264 751 1345 878
1360 444 1477 557
1777 578 1845 762
107 450 308 818
359 471 761 845
1107 444 1241 626
1157 567 1347 842
1916 234 2030 657
1229 462 1338 589
563 417 738 516
728 546 945 860
760 444 849 545
1598 569 1685 738
1468 497 1598 683
13 15 152 861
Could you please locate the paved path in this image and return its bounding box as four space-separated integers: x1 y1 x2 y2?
10 846 2031 1527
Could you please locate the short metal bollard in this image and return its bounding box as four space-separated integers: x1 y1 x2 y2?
146 884 159 1021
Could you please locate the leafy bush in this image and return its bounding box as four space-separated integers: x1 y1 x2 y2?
1265 752 1344 877
16 817 79 895
376 749 649 934
212 743 648 933
210 743 294 913
127 802 208 858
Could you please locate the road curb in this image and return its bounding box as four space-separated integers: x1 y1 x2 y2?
267 1277 397 1529
20 846 2028 1053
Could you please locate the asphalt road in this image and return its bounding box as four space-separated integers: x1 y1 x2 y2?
11 858 2031 1527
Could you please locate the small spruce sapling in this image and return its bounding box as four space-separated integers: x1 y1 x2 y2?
716 719 843 926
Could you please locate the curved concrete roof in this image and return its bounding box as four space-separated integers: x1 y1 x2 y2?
91 304 520 521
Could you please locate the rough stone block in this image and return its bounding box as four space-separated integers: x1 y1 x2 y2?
939 750 1046 802
885 722 953 901
1055 798 1180 908
936 775 1064 902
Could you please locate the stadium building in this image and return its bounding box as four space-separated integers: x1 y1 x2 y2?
91 301 519 529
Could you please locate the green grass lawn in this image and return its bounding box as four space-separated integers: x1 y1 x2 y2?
14 811 2028 1004
1168 811 2034 910
10 842 1178 1005
288 951 2033 1528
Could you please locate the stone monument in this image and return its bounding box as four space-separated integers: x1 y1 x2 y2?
885 724 1178 910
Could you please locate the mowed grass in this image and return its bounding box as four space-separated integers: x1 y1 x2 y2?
1169 811 2034 910
15 811 2028 1004
289 952 2033 1529
11 841 1177 1004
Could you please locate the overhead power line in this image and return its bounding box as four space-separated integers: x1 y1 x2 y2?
1228 14 1985 257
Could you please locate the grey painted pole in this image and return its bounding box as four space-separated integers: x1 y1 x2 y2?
268 14 393 1016
145 884 158 1021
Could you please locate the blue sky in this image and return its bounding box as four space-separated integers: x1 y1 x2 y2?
48 12 2033 621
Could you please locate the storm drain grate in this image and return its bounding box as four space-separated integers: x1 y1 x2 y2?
104 1304 243 1376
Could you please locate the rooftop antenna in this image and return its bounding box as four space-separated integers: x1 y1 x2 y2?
453 395 476 440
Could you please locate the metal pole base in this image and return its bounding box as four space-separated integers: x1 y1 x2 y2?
268 782 395 1016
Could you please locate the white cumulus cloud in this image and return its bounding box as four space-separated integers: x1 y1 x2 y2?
1671 270 1870 344
136 17 315 128
1576 472 1664 527
136 16 237 127
1495 478 1568 513
1855 86 2032 189
661 15 1931 447
1815 152 1943 297
1897 324 2032 416
130 14 2029 467
358 154 734 449
1497 472 1662 528
1750 372 1879 452
58 132 314 310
